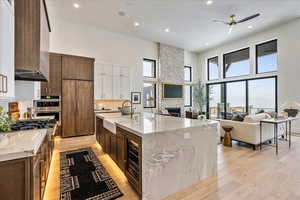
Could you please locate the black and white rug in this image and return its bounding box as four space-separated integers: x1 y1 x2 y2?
60 147 123 200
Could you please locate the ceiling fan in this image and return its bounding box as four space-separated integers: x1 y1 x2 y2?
213 13 260 34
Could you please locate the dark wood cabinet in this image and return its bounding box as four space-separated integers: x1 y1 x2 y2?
95 118 142 196
62 80 94 137
0 131 54 200
41 53 62 96
76 81 94 135
60 54 94 138
0 158 31 200
96 117 105 148
62 55 94 81
116 130 126 172
15 0 50 80
62 80 77 137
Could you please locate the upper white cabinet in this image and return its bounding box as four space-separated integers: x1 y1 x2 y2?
94 63 130 100
0 0 15 99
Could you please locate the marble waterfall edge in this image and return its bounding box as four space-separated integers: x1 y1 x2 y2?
142 123 218 200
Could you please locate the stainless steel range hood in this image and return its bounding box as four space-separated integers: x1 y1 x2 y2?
15 69 48 82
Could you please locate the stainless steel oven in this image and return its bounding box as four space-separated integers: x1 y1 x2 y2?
33 96 61 125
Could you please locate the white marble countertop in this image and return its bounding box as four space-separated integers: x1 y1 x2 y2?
96 112 218 136
0 129 48 162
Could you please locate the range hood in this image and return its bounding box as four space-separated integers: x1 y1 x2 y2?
15 69 48 82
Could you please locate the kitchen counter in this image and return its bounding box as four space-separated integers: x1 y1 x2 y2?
0 129 48 162
96 112 219 136
96 112 219 200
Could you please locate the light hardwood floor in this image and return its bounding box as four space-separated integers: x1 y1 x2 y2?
44 135 300 200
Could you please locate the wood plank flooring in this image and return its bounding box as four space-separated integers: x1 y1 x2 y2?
44 135 300 200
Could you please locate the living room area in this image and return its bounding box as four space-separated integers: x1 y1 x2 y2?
191 15 300 152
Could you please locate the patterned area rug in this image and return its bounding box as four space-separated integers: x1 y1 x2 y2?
60 148 123 200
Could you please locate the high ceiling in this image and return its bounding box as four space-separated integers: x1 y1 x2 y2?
46 0 300 52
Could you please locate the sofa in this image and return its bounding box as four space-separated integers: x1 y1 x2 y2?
220 113 285 150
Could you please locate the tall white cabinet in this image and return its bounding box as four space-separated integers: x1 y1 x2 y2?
0 0 15 99
94 63 130 100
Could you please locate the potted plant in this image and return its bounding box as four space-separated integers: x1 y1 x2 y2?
0 106 15 132
193 80 212 116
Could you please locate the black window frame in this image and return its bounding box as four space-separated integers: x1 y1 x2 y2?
206 76 278 119
223 47 250 79
207 56 219 81
255 39 278 74
184 85 193 107
184 66 192 82
143 82 157 108
143 58 157 78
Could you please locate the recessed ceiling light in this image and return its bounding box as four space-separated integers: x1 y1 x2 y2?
164 28 170 33
134 22 140 27
205 42 209 46
206 0 214 5
248 25 253 29
73 3 80 8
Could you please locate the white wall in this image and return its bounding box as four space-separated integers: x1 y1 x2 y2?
198 18 300 132
49 18 158 111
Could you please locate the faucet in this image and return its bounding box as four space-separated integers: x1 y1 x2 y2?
122 100 134 118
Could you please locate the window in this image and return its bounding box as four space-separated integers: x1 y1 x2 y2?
248 78 276 114
256 40 277 74
208 84 224 119
207 76 277 119
143 82 156 108
184 66 192 82
207 57 219 80
143 59 156 78
184 85 192 107
226 81 246 115
223 48 250 78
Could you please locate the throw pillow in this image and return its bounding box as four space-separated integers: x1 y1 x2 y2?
244 113 271 123
231 114 244 122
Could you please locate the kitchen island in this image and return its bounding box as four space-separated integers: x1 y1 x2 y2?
0 126 57 200
96 112 219 200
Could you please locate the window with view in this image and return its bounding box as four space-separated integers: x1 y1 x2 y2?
256 40 277 74
223 48 250 78
184 66 192 82
143 82 156 108
184 85 192 107
207 57 219 80
207 77 277 119
143 59 156 78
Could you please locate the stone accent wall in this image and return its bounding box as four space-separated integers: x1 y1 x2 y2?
158 43 185 116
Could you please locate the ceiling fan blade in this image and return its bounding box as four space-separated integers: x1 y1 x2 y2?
237 13 260 23
213 20 230 25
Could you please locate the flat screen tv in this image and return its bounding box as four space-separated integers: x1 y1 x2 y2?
162 83 184 100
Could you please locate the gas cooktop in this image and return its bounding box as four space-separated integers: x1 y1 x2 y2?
10 119 56 131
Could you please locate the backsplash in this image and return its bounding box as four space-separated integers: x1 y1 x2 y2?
158 43 185 116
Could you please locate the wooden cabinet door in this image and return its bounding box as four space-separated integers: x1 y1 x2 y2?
116 131 126 172
76 81 94 136
48 53 62 95
104 129 111 154
32 157 41 200
41 53 62 96
62 55 94 81
110 133 117 162
62 80 77 137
